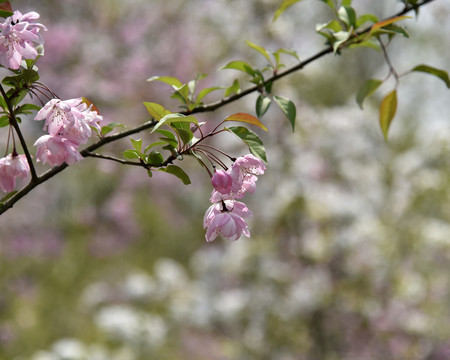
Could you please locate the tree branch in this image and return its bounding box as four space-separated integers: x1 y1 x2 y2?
0 0 436 216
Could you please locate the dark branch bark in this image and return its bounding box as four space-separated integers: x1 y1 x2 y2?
0 0 436 215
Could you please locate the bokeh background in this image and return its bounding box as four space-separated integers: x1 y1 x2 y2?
1 0 450 359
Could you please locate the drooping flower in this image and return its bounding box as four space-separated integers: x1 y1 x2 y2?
0 154 30 192
204 200 252 229
204 210 250 242
34 98 92 145
211 169 233 194
34 134 83 167
0 10 46 69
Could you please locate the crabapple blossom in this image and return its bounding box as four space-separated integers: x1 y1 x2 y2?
204 211 250 242
34 134 83 167
0 154 30 192
204 200 252 229
211 169 233 194
0 11 46 69
233 154 266 176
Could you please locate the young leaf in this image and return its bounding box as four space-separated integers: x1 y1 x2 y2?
245 40 271 63
159 165 191 185
130 138 142 153
0 115 9 127
256 94 272 118
411 64 450 88
273 95 296 131
150 113 198 133
195 86 224 105
227 126 267 164
338 6 357 28
225 79 240 97
356 14 379 28
147 76 183 88
224 112 268 131
101 122 125 136
379 90 397 141
370 16 411 36
143 102 171 120
144 141 167 153
220 60 256 77
356 78 382 109
146 151 164 166
273 0 304 22
123 149 140 160
174 128 194 145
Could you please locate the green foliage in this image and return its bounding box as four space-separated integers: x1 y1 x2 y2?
101 122 125 136
256 94 271 119
379 89 397 141
227 125 267 164
158 164 191 185
411 64 450 88
273 0 304 22
273 95 296 131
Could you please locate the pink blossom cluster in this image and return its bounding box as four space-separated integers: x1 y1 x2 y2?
33 98 103 167
204 154 266 242
0 10 46 70
0 153 29 192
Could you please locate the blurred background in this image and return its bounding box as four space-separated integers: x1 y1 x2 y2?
1 0 450 359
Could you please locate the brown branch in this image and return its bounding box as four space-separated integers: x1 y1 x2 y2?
0 0 436 216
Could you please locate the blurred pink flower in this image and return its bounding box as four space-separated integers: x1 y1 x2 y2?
0 154 30 192
34 134 82 166
233 154 266 176
0 10 46 69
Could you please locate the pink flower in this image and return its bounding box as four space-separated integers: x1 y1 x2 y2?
0 11 46 69
34 134 83 167
204 211 250 242
203 200 251 242
233 154 266 176
0 154 30 192
211 169 233 194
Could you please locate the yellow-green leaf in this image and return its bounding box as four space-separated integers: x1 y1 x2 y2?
146 76 183 88
370 16 411 35
224 112 268 132
143 102 171 121
273 0 304 22
245 41 271 63
379 90 397 141
412 64 450 88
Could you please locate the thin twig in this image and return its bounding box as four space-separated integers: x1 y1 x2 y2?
0 0 436 216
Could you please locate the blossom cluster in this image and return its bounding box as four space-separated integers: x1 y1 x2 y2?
204 154 266 242
0 10 46 70
33 98 103 167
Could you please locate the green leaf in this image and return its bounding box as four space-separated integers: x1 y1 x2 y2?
130 138 142 153
15 103 41 114
156 129 177 141
380 24 409 37
225 79 240 97
332 30 352 53
144 141 167 153
227 126 267 164
273 0 304 22
195 86 224 105
319 0 335 9
273 48 300 63
123 149 140 160
256 94 272 118
338 6 357 28
273 95 296 131
379 90 397 141
0 115 9 127
356 14 379 28
245 40 271 63
159 165 191 185
0 10 13 18
356 78 382 109
220 60 256 77
175 128 194 145
150 113 198 134
224 112 268 131
147 76 183 88
171 83 190 103
143 102 171 120
146 151 164 166
101 122 124 136
411 64 450 88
